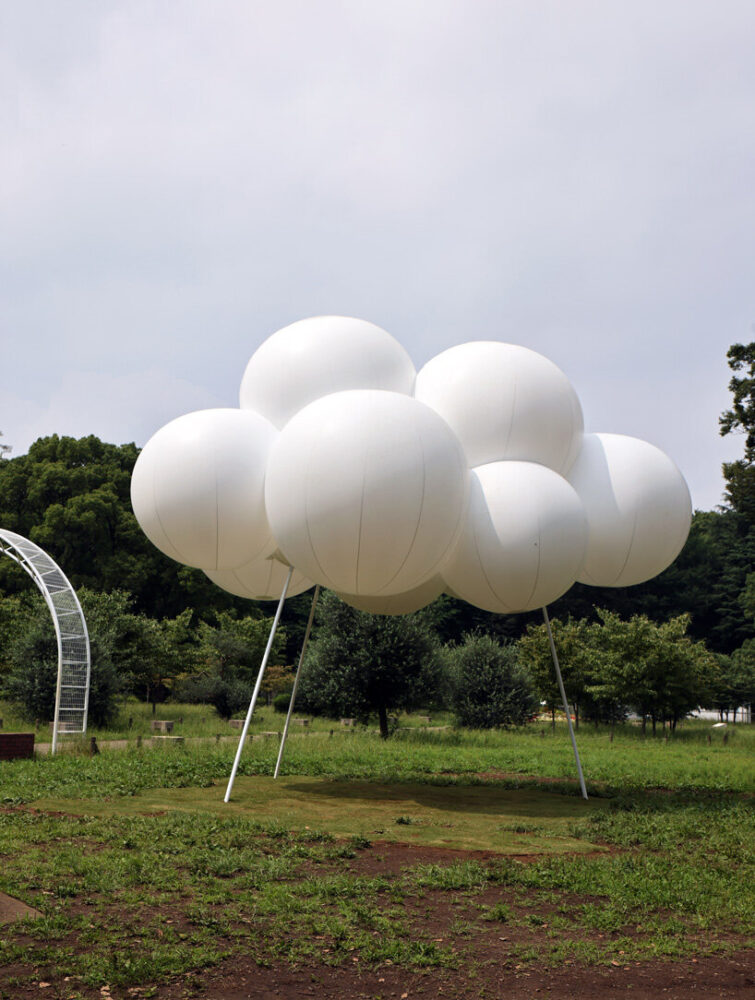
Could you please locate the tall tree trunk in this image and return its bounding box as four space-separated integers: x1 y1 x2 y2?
378 704 389 740
651 713 657 736
574 704 579 730
551 707 556 732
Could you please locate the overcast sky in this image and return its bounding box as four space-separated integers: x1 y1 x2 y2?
1 1 753 511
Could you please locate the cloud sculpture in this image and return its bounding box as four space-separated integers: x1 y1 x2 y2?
131 316 692 610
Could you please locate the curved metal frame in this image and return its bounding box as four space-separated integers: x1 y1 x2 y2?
0 529 91 754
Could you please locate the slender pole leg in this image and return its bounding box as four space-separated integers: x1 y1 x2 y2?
224 566 294 803
274 584 320 779
51 646 62 756
542 606 588 801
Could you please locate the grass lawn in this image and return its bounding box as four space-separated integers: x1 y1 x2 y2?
0 711 752 998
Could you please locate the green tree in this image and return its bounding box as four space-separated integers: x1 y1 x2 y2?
3 588 125 727
0 593 36 676
716 642 755 720
518 617 608 728
0 435 253 621
196 610 284 684
519 610 717 733
590 611 716 732
446 634 538 729
297 591 441 738
720 341 755 522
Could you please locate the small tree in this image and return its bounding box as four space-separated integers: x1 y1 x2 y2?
518 617 608 728
297 591 441 738
196 611 284 684
447 634 538 729
3 589 123 727
721 641 755 720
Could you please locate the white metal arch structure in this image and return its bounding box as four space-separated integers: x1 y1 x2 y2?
0 529 91 754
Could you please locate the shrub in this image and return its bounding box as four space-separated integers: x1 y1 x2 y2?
297 591 442 737
447 634 538 728
273 691 292 713
175 674 253 720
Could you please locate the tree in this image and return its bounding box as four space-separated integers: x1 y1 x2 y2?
519 610 717 733
0 434 257 621
518 617 610 728
446 634 538 728
297 591 441 738
3 588 124 727
720 341 755 522
195 611 284 684
714 642 755 720
0 593 36 677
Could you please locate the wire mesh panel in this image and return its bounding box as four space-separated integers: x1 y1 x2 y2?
0 529 91 752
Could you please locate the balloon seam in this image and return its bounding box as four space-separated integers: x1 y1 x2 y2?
303 446 336 590
471 508 507 610
523 495 542 610
354 460 368 594
374 419 427 595
614 508 639 586
501 371 518 458
151 456 183 564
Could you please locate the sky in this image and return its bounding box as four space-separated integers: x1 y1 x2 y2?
1 1 753 512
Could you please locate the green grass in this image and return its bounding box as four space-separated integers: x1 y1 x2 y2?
33 775 606 854
0 711 751 803
0 709 752 995
0 789 751 993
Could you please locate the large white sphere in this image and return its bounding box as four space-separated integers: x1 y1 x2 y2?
240 316 416 429
414 341 584 473
338 576 444 615
442 461 587 614
130 408 277 571
265 390 468 596
206 555 313 601
567 433 692 587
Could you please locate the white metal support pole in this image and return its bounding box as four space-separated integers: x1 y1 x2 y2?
542 606 588 801
51 649 62 756
274 584 320 779
224 566 294 803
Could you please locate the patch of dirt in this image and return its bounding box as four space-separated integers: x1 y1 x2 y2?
135 949 755 999
1 839 753 999
308 840 617 879
0 890 42 924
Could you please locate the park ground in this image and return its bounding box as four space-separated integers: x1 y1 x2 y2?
0 705 753 999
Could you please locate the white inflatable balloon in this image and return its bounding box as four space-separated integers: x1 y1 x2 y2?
338 576 444 615
206 555 313 601
443 461 587 613
415 341 584 473
130 408 277 571
265 390 468 596
567 433 692 587
240 316 416 429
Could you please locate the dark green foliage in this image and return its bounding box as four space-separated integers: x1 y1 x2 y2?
176 674 253 720
720 341 755 521
445 634 538 728
0 434 255 620
273 691 291 713
4 589 122 727
519 611 718 732
297 591 441 737
195 611 282 684
713 643 755 718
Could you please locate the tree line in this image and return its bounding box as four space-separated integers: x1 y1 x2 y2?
0 342 754 728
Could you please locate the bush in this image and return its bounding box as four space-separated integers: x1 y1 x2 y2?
3 602 120 728
447 634 538 728
297 591 442 738
175 674 253 720
273 691 292 713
